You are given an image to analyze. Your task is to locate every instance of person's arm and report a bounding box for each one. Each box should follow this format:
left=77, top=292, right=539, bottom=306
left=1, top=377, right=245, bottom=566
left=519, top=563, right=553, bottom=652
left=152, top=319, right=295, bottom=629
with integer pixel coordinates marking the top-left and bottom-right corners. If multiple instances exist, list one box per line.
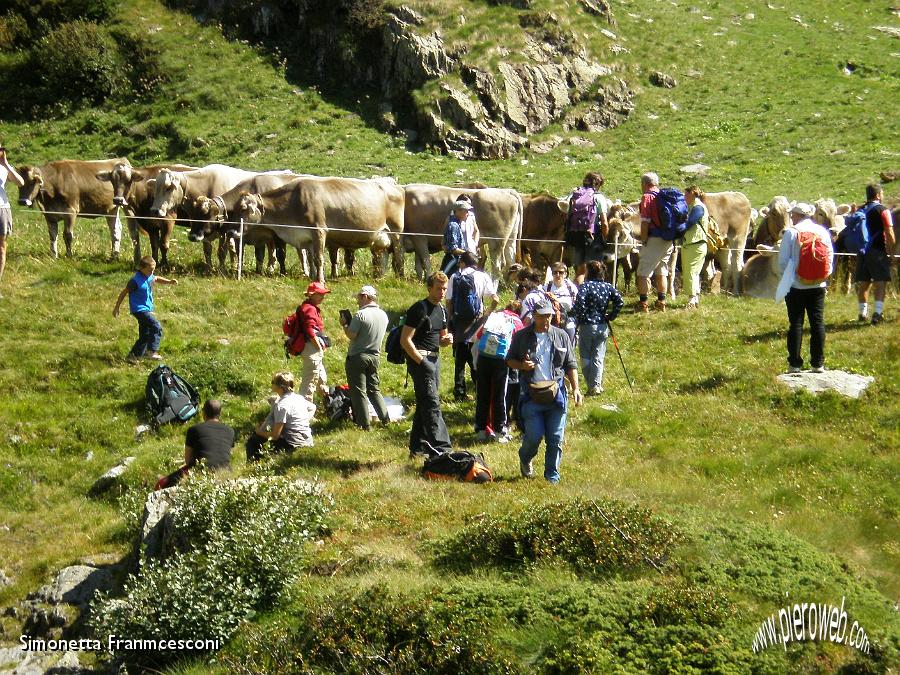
left=184, top=443, right=195, bottom=467
left=566, top=367, right=583, bottom=406
left=112, top=286, right=129, bottom=317
left=686, top=204, right=704, bottom=228
left=400, top=325, right=421, bottom=363
left=607, top=288, right=625, bottom=322
left=300, top=304, right=325, bottom=352
left=777, top=228, right=795, bottom=274
left=268, top=422, right=286, bottom=441
left=570, top=287, right=585, bottom=321
left=0, top=152, right=24, bottom=188
left=342, top=313, right=359, bottom=340
left=882, top=209, right=896, bottom=263
left=153, top=275, right=178, bottom=285
left=505, top=332, right=533, bottom=372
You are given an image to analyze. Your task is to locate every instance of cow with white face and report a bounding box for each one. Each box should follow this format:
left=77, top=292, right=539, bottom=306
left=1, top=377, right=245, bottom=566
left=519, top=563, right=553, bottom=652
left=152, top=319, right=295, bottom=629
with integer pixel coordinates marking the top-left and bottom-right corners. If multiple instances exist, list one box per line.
left=150, top=164, right=258, bottom=219
left=813, top=198, right=854, bottom=294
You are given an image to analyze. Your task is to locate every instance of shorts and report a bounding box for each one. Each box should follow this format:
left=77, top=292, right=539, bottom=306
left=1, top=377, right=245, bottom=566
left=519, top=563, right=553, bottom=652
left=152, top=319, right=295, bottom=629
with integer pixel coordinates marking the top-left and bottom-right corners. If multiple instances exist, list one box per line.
left=855, top=248, right=891, bottom=283
left=565, top=231, right=602, bottom=267
left=636, top=236, right=674, bottom=278
left=0, top=208, right=11, bottom=237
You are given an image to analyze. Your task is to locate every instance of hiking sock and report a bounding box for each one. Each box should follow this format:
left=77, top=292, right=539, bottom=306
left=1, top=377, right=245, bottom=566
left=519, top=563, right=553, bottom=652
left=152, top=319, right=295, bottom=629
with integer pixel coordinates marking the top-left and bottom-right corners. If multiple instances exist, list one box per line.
left=657, top=292, right=666, bottom=302
left=859, top=302, right=867, bottom=317
left=639, top=294, right=648, bottom=303
left=875, top=301, right=884, bottom=315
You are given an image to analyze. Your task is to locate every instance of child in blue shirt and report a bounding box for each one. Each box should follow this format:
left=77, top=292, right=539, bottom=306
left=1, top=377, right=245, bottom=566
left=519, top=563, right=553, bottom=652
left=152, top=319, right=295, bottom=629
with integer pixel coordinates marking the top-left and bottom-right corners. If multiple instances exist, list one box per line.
left=113, top=255, right=178, bottom=362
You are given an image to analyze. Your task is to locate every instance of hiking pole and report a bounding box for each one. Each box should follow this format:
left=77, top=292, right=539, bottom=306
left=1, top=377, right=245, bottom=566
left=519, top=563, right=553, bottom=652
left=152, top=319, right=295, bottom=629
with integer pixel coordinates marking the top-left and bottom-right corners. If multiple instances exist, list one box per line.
left=607, top=322, right=634, bottom=392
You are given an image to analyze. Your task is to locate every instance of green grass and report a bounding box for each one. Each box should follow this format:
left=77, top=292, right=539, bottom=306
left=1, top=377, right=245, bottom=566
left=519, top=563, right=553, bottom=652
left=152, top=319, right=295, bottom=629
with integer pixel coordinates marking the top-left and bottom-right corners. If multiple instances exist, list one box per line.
left=0, top=0, right=898, bottom=670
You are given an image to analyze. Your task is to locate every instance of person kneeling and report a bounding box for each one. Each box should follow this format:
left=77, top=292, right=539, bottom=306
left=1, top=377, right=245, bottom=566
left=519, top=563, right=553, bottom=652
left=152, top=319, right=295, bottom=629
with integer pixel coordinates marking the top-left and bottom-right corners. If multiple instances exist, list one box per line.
left=155, top=399, right=234, bottom=490
left=246, top=371, right=315, bottom=461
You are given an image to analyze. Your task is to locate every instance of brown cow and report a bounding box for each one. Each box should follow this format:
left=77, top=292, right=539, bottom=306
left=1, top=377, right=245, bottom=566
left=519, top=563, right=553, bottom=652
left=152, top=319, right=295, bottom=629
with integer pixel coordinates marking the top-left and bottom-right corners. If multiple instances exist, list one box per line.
left=95, top=161, right=197, bottom=268
left=520, top=192, right=567, bottom=268
left=17, top=159, right=127, bottom=258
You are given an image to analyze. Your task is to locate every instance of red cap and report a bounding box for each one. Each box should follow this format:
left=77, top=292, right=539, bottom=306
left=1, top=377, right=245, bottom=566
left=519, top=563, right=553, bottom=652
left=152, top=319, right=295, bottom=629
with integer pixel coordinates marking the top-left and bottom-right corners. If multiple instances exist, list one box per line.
left=306, top=282, right=331, bottom=295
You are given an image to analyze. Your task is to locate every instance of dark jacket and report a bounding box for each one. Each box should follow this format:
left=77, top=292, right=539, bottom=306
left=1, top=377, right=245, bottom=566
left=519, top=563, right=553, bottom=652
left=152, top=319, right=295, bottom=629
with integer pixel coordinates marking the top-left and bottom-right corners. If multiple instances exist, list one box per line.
left=506, top=324, right=577, bottom=387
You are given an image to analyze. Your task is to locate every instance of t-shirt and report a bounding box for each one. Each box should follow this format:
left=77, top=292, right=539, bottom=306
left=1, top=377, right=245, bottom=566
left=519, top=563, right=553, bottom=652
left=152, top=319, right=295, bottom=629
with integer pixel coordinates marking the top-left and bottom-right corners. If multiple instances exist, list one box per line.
left=639, top=188, right=661, bottom=230
left=347, top=303, right=389, bottom=357
left=545, top=279, right=578, bottom=313
left=184, top=420, right=235, bottom=470
left=864, top=202, right=892, bottom=252
left=126, top=272, right=154, bottom=314
left=405, top=299, right=446, bottom=352
left=0, top=166, right=10, bottom=209
left=265, top=392, right=316, bottom=448
left=533, top=332, right=554, bottom=381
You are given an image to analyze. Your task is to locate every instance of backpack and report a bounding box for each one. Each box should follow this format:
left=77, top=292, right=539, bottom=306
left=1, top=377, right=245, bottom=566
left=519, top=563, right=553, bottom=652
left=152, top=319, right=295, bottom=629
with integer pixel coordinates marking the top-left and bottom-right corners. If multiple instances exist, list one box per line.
left=145, top=365, right=200, bottom=428
left=282, top=307, right=304, bottom=356
left=655, top=188, right=689, bottom=240
left=384, top=321, right=406, bottom=364
left=477, top=312, right=517, bottom=359
left=452, top=272, right=481, bottom=326
left=795, top=227, right=833, bottom=284
left=325, top=385, right=353, bottom=422
left=841, top=204, right=876, bottom=255
left=422, top=450, right=494, bottom=483
left=567, top=187, right=597, bottom=234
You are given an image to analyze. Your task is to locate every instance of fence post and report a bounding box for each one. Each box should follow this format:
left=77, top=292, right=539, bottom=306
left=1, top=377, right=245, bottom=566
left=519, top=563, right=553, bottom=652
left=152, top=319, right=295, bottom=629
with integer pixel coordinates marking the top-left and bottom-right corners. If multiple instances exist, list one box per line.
left=237, top=218, right=244, bottom=281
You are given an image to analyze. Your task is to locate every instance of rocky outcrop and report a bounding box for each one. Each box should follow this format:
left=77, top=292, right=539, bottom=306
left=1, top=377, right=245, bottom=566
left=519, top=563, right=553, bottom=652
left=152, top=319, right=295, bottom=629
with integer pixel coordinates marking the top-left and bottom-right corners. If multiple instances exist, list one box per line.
left=776, top=371, right=874, bottom=399
left=139, top=487, right=178, bottom=562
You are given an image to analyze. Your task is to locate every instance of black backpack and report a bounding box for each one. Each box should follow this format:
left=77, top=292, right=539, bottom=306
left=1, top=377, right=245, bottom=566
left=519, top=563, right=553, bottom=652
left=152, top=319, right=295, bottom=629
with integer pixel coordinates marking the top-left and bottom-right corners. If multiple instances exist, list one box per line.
left=325, top=385, right=353, bottom=422
left=145, top=365, right=200, bottom=428
left=452, top=272, right=481, bottom=326
left=422, top=450, right=494, bottom=483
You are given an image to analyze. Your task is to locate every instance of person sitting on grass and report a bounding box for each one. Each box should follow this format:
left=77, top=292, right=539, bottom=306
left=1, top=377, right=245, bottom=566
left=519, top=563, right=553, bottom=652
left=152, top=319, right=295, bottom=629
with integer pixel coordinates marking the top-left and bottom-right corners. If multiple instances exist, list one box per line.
left=155, top=399, right=235, bottom=490
left=246, top=371, right=316, bottom=462
left=112, top=255, right=177, bottom=363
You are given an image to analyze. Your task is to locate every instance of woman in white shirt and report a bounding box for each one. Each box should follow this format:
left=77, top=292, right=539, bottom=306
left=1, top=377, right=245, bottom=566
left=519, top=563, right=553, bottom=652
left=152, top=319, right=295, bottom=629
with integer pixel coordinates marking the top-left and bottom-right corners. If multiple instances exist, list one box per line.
left=0, top=144, right=25, bottom=299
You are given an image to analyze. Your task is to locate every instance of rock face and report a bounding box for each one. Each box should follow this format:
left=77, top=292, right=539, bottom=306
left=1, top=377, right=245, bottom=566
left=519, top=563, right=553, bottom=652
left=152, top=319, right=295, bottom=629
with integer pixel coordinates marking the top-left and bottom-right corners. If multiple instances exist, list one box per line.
left=30, top=566, right=117, bottom=607
left=776, top=371, right=874, bottom=399
left=89, top=456, right=134, bottom=496
left=139, top=487, right=179, bottom=562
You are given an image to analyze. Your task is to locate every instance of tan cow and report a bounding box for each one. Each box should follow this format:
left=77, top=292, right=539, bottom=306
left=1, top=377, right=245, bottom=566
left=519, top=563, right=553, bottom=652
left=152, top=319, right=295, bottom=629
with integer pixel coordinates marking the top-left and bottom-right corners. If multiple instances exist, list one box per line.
left=234, top=176, right=404, bottom=282
left=95, top=161, right=197, bottom=268
left=520, top=192, right=567, bottom=268
left=813, top=198, right=853, bottom=294
left=753, top=196, right=791, bottom=249
left=17, top=158, right=127, bottom=258
left=700, top=191, right=754, bottom=295
left=402, top=183, right=522, bottom=279
left=741, top=247, right=782, bottom=300
left=149, top=164, right=260, bottom=219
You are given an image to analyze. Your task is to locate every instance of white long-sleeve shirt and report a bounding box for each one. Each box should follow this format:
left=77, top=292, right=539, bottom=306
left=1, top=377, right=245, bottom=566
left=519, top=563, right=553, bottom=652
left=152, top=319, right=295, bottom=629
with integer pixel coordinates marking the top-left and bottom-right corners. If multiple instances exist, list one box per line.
left=776, top=219, right=834, bottom=299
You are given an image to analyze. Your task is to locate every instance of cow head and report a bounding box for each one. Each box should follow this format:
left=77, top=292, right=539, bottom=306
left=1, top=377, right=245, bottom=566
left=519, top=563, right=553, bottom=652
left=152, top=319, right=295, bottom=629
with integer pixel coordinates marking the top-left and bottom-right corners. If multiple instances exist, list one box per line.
left=741, top=246, right=781, bottom=299
left=186, top=196, right=225, bottom=242
left=150, top=169, right=186, bottom=217
left=96, top=161, right=142, bottom=208
left=17, top=166, right=43, bottom=207
left=813, top=198, right=851, bottom=239
left=235, top=193, right=264, bottom=224
left=758, top=196, right=790, bottom=244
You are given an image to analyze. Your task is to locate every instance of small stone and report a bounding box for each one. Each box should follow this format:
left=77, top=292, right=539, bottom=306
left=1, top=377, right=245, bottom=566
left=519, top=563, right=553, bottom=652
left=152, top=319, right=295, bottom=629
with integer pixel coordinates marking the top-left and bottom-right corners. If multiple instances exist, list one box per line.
left=454, top=168, right=467, bottom=176
left=600, top=29, right=617, bottom=39
left=776, top=371, right=874, bottom=399
left=740, top=177, right=754, bottom=184
left=599, top=403, right=621, bottom=412
left=0, top=569, right=10, bottom=587
left=649, top=71, right=677, bottom=88
left=90, top=457, right=135, bottom=495
left=265, top=133, right=277, bottom=139
left=84, top=451, right=93, bottom=461
left=680, top=163, right=711, bottom=175
left=216, top=338, right=230, bottom=345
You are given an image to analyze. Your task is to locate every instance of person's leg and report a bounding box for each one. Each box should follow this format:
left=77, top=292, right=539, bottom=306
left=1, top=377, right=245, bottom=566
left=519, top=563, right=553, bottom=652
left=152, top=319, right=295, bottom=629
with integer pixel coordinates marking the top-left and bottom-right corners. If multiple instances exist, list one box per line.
left=518, top=400, right=544, bottom=475
left=408, top=361, right=424, bottom=455
left=146, top=312, right=163, bottom=355
left=364, top=354, right=390, bottom=424
left=129, top=312, right=151, bottom=358
left=491, top=362, right=510, bottom=435
left=595, top=324, right=609, bottom=389
left=245, top=432, right=267, bottom=462
left=543, top=404, right=568, bottom=483
left=0, top=234, right=7, bottom=292
left=682, top=244, right=705, bottom=303
left=784, top=289, right=805, bottom=369
left=453, top=337, right=468, bottom=399
left=578, top=324, right=599, bottom=391
left=807, top=288, right=826, bottom=368
left=474, top=355, right=492, bottom=432
left=345, top=354, right=370, bottom=430
left=410, top=358, right=452, bottom=454
left=299, top=341, right=322, bottom=399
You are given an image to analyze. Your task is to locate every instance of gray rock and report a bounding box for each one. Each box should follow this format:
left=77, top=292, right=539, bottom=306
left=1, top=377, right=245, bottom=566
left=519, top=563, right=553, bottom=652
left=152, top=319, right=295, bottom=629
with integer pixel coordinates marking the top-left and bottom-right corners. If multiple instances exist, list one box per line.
left=650, top=71, right=677, bottom=88
left=680, top=163, right=711, bottom=175
left=776, top=371, right=874, bottom=399
left=90, top=457, right=134, bottom=495
left=0, top=568, right=10, bottom=587
left=0, top=647, right=84, bottom=675
left=392, top=4, right=424, bottom=25
left=30, top=565, right=116, bottom=607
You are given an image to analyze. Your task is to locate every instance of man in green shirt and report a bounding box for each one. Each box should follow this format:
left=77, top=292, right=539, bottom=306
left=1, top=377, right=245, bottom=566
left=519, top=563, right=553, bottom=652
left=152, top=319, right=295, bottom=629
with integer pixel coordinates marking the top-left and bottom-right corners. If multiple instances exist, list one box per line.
left=340, top=285, right=391, bottom=429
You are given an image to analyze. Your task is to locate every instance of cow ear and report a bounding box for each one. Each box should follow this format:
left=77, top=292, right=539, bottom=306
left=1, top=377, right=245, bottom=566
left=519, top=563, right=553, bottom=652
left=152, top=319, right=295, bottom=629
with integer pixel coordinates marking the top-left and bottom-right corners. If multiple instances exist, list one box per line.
left=145, top=178, right=156, bottom=191
left=756, top=244, right=777, bottom=257
left=556, top=199, right=569, bottom=214
left=96, top=170, right=112, bottom=182
left=759, top=207, right=769, bottom=218
left=837, top=204, right=851, bottom=215
left=131, top=171, right=146, bottom=183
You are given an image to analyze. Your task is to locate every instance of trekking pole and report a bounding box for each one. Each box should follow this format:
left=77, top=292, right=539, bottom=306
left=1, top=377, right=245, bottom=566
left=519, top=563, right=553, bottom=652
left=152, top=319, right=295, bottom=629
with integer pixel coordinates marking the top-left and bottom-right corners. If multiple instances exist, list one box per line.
left=607, top=322, right=634, bottom=392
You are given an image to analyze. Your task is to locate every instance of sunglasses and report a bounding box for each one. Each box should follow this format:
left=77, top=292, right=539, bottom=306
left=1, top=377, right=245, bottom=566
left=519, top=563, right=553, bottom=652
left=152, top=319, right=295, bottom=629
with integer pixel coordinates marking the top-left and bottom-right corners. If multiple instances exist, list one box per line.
left=553, top=271, right=566, bottom=275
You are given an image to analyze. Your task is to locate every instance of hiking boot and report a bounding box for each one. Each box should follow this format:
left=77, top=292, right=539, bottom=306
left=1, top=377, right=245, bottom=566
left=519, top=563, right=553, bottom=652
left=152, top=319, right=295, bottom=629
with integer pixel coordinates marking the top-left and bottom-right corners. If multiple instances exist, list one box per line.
left=520, top=460, right=534, bottom=479
left=857, top=314, right=868, bottom=323
left=125, top=354, right=140, bottom=364
left=871, top=313, right=884, bottom=325
left=636, top=300, right=649, bottom=313
left=496, top=433, right=511, bottom=444
left=149, top=352, right=163, bottom=360
left=588, top=386, right=604, bottom=396
left=787, top=366, right=802, bottom=373
left=653, top=300, right=667, bottom=312
left=811, top=365, right=825, bottom=373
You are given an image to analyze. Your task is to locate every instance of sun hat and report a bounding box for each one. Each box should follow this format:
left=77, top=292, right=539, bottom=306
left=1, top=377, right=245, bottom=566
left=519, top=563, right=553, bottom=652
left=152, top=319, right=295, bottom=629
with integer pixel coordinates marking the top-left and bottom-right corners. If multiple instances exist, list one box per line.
left=306, top=282, right=331, bottom=295
left=359, top=285, right=377, bottom=298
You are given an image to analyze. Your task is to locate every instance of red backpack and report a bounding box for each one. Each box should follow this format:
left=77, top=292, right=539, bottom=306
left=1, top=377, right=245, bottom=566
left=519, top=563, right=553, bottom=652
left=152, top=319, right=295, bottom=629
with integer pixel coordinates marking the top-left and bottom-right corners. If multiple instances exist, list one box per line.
left=795, top=228, right=832, bottom=284
left=282, top=308, right=304, bottom=356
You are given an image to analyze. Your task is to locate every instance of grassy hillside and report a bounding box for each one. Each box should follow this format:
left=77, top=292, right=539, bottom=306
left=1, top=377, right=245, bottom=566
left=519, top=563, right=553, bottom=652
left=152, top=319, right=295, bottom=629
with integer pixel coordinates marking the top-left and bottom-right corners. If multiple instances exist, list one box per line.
left=0, top=0, right=898, bottom=672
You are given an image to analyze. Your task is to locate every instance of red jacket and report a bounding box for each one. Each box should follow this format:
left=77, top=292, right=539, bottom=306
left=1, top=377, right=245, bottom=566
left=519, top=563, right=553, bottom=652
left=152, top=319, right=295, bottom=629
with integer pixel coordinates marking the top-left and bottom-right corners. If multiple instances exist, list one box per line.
left=285, top=300, right=324, bottom=355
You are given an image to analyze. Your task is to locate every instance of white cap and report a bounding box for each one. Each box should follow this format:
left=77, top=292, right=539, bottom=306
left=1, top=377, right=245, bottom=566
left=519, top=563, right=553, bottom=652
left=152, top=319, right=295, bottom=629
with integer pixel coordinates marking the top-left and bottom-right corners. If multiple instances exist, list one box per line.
left=359, top=285, right=377, bottom=298
left=790, top=202, right=814, bottom=217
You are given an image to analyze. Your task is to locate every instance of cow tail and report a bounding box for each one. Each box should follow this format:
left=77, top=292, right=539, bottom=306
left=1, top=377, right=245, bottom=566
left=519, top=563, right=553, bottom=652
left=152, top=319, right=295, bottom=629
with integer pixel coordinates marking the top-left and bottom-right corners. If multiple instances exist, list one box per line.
left=513, top=190, right=524, bottom=265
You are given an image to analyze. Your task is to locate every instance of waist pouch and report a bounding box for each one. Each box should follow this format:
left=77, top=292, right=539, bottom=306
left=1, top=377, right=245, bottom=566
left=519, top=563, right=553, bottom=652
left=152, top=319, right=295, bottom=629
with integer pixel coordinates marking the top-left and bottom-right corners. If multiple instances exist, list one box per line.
left=528, top=380, right=559, bottom=405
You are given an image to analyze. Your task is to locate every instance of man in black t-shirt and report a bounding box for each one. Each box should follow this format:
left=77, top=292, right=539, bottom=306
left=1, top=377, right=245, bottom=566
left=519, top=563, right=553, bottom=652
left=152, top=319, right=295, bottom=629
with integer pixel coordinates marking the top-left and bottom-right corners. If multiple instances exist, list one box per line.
left=155, top=399, right=234, bottom=490
left=856, top=183, right=897, bottom=325
left=400, top=272, right=454, bottom=457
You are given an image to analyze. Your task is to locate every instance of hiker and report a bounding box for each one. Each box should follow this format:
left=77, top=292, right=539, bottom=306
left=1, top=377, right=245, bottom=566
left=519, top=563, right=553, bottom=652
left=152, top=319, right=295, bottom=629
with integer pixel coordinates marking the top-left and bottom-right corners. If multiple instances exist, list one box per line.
left=401, top=271, right=454, bottom=457
left=777, top=203, right=834, bottom=373
left=112, top=255, right=177, bottom=362
left=507, top=299, right=582, bottom=483
left=446, top=251, right=499, bottom=401
left=246, top=371, right=316, bottom=461
left=518, top=270, right=545, bottom=326
left=565, top=172, right=610, bottom=285
left=473, top=300, right=524, bottom=443
left=544, top=261, right=579, bottom=341
left=456, top=193, right=480, bottom=254
left=636, top=171, right=673, bottom=312
left=570, top=260, right=624, bottom=395
left=156, top=399, right=235, bottom=489
left=287, top=282, right=331, bottom=401
left=441, top=198, right=476, bottom=276
left=340, top=284, right=390, bottom=429
left=856, top=183, right=896, bottom=325
left=681, top=185, right=709, bottom=309
left=0, top=144, right=24, bottom=299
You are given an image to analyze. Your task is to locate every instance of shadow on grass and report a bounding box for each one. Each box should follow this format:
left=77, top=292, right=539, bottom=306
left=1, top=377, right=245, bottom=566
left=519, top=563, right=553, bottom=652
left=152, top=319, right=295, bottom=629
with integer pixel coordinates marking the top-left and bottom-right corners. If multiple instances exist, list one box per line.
left=272, top=448, right=387, bottom=477
left=740, top=321, right=870, bottom=344
left=678, top=373, right=734, bottom=394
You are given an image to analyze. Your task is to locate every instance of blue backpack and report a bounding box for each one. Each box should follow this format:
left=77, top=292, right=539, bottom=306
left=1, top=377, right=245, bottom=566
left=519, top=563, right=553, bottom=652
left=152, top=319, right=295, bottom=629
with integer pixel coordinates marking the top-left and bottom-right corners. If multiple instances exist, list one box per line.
left=452, top=272, right=481, bottom=326
left=841, top=204, right=876, bottom=255
left=655, top=188, right=689, bottom=240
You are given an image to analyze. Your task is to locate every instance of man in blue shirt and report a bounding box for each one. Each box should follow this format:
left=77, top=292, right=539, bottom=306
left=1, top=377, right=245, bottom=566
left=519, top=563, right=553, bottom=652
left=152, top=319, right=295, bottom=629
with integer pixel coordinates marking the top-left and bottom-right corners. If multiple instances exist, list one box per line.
left=113, top=255, right=178, bottom=362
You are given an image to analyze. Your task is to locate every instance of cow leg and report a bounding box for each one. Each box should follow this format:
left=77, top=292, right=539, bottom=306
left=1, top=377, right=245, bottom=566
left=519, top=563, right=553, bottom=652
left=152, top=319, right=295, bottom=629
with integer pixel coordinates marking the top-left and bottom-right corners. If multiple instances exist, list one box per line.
left=313, top=232, right=326, bottom=283
left=345, top=248, right=356, bottom=276
left=265, top=242, right=276, bottom=275
left=275, top=240, right=287, bottom=275
left=299, top=246, right=311, bottom=278
left=254, top=244, right=265, bottom=274
left=128, top=218, right=142, bottom=267
left=63, top=213, right=76, bottom=258
left=106, top=213, right=122, bottom=259
left=203, top=239, right=214, bottom=275
left=148, top=228, right=161, bottom=266
left=329, top=248, right=339, bottom=279
left=159, top=219, right=174, bottom=269
left=389, top=233, right=404, bottom=277
left=47, top=219, right=60, bottom=259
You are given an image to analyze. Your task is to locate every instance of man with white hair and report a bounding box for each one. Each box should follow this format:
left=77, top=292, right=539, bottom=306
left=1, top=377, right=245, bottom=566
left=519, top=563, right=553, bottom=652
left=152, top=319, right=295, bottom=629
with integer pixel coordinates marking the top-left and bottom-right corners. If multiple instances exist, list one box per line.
left=777, top=202, right=834, bottom=373
left=635, top=172, right=673, bottom=312
left=340, top=285, right=390, bottom=429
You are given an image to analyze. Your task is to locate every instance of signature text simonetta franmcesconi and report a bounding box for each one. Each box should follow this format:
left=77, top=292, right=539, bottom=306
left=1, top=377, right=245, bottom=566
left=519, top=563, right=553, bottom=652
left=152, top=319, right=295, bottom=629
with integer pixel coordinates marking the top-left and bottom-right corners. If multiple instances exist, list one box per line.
left=752, top=596, right=870, bottom=654
left=19, top=635, right=222, bottom=652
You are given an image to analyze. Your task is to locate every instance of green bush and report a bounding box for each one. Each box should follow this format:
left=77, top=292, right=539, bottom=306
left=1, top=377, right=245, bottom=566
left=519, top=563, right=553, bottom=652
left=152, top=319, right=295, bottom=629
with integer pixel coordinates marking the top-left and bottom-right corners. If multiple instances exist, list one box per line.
left=0, top=11, right=30, bottom=49
left=92, top=475, right=332, bottom=666
left=431, top=498, right=683, bottom=576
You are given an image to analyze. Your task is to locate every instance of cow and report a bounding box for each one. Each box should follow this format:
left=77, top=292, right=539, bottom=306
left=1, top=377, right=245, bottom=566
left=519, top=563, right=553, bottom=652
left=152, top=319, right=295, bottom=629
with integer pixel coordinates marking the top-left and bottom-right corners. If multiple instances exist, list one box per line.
left=149, top=164, right=260, bottom=219
left=95, top=161, right=197, bottom=268
left=603, top=206, right=642, bottom=292
left=17, top=158, right=128, bottom=258
left=402, top=183, right=522, bottom=279
left=699, top=191, right=754, bottom=295
left=234, top=176, right=404, bottom=283
left=520, top=192, right=567, bottom=268
left=813, top=198, right=853, bottom=294
left=741, top=247, right=781, bottom=300
left=752, top=196, right=791, bottom=249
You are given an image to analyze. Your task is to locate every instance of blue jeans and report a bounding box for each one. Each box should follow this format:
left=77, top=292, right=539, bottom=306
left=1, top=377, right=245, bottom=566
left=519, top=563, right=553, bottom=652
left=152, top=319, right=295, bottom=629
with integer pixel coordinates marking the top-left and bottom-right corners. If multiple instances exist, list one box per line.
left=130, top=311, right=162, bottom=357
left=578, top=322, right=608, bottom=390
left=518, top=399, right=567, bottom=483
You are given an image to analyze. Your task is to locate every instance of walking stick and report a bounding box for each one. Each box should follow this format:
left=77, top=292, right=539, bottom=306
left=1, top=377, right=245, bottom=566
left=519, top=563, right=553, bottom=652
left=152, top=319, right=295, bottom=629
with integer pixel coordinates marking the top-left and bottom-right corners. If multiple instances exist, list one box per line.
left=607, top=322, right=634, bottom=392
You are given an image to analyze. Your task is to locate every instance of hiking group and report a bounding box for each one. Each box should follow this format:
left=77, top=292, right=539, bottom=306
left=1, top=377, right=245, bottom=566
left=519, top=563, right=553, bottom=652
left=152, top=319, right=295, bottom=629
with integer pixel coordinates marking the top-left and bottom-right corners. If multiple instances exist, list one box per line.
left=102, top=173, right=893, bottom=486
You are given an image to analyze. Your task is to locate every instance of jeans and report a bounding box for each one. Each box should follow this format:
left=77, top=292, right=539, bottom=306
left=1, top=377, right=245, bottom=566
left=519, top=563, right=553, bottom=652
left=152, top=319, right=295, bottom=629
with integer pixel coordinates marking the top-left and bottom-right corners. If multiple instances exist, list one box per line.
left=475, top=355, right=509, bottom=434
left=578, top=322, right=608, bottom=390
left=452, top=327, right=475, bottom=398
left=441, top=252, right=460, bottom=276
left=518, top=399, right=567, bottom=483
left=345, top=352, right=389, bottom=430
left=785, top=287, right=826, bottom=369
left=245, top=434, right=294, bottom=462
left=408, top=356, right=452, bottom=456
left=130, top=311, right=162, bottom=357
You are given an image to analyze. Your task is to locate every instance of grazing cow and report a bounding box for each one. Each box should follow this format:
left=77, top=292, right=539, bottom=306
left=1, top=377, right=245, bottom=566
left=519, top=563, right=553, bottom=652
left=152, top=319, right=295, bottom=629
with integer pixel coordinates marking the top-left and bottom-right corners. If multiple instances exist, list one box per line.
left=95, top=161, right=197, bottom=268
left=234, top=176, right=404, bottom=283
left=520, top=192, right=567, bottom=268
left=402, top=183, right=522, bottom=279
left=700, top=191, right=753, bottom=295
left=17, top=159, right=127, bottom=258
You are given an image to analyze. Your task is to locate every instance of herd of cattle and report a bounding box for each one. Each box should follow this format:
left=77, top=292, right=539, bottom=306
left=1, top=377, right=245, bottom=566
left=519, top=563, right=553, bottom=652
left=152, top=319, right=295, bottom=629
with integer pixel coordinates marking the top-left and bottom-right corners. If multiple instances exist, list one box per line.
left=14, top=158, right=900, bottom=298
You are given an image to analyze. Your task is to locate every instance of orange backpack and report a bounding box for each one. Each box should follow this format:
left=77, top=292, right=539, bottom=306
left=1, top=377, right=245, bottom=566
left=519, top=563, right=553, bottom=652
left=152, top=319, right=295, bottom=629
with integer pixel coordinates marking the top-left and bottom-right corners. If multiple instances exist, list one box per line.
left=796, top=229, right=832, bottom=284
